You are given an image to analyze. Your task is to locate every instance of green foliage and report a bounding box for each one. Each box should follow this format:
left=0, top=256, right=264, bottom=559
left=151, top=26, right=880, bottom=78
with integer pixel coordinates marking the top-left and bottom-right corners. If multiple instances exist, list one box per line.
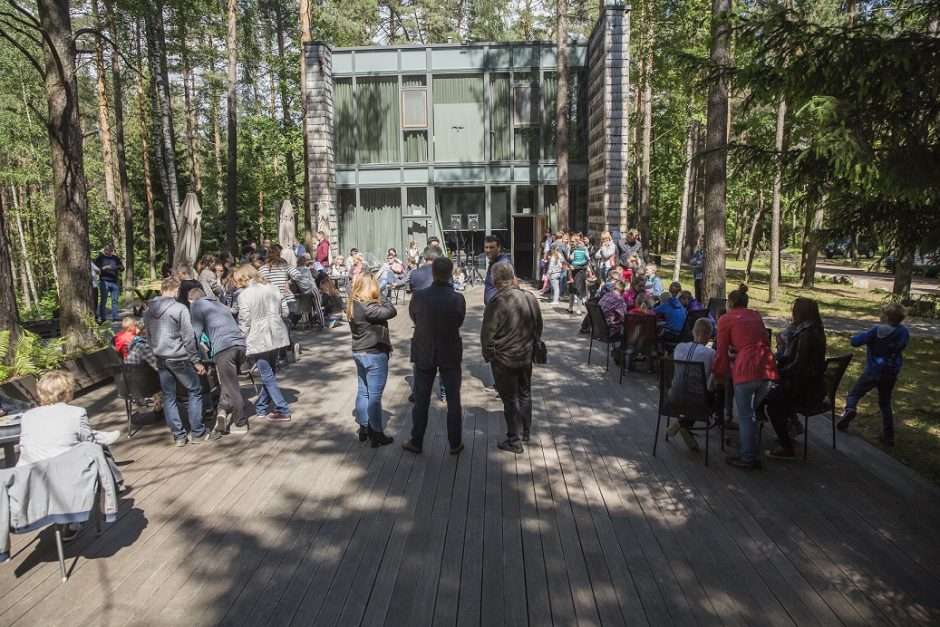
left=0, top=330, right=66, bottom=383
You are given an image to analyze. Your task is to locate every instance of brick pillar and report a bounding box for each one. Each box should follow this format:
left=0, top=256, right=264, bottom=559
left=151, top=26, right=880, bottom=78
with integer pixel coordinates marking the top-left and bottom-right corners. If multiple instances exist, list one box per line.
left=586, top=5, right=631, bottom=239
left=304, top=42, right=338, bottom=256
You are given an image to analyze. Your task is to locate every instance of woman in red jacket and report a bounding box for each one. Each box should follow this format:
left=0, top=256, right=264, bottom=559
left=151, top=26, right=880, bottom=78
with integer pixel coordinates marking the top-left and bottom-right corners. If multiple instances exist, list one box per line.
left=712, top=285, right=779, bottom=469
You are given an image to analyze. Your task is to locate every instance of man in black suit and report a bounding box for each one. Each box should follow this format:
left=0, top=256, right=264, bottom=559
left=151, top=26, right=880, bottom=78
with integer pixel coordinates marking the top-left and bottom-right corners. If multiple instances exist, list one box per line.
left=408, top=245, right=442, bottom=293
left=403, top=257, right=466, bottom=455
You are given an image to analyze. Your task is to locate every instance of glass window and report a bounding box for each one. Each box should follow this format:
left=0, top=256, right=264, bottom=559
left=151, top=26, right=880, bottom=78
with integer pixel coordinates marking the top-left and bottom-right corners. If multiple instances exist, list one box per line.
left=513, top=84, right=540, bottom=126
left=517, top=185, right=537, bottom=214
left=490, top=74, right=510, bottom=160
left=356, top=78, right=400, bottom=164
left=544, top=185, right=558, bottom=231
left=337, top=189, right=357, bottom=254
left=542, top=73, right=557, bottom=158
left=491, top=186, right=509, bottom=231
left=406, top=187, right=427, bottom=215
left=514, top=127, right=539, bottom=161
left=404, top=131, right=428, bottom=162
left=402, top=89, right=428, bottom=128
left=433, top=75, right=485, bottom=162
left=334, top=80, right=355, bottom=164
left=359, top=188, right=402, bottom=262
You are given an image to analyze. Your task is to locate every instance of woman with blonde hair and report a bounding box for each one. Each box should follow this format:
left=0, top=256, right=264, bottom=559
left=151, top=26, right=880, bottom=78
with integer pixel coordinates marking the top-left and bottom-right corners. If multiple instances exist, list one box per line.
left=233, top=264, right=292, bottom=425
left=348, top=272, right=397, bottom=447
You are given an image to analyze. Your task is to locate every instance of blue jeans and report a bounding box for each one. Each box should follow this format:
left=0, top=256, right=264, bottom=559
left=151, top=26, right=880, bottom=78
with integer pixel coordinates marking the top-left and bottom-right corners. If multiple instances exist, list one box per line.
left=378, top=271, right=403, bottom=298
left=550, top=276, right=560, bottom=302
left=158, top=358, right=206, bottom=440
left=846, top=368, right=897, bottom=441
left=734, top=379, right=772, bottom=463
left=98, top=280, right=120, bottom=321
left=353, top=352, right=389, bottom=431
left=254, top=351, right=290, bottom=416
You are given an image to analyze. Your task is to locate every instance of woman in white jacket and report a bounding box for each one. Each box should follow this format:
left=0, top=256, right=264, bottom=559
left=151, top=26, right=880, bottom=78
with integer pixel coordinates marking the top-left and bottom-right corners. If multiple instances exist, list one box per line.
left=594, top=231, right=617, bottom=279
left=233, top=265, right=292, bottom=424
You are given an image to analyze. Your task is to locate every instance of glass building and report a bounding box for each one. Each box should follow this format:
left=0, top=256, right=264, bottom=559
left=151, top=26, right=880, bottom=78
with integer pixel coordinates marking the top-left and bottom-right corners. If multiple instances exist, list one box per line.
left=305, top=6, right=631, bottom=268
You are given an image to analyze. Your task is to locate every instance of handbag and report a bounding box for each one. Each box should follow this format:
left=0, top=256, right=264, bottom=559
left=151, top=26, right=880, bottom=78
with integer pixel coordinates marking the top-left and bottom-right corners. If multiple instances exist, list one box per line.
left=524, top=295, right=548, bottom=364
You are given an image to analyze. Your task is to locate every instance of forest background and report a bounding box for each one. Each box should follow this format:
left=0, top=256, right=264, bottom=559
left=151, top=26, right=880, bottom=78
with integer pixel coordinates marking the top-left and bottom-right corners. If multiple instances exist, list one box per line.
left=0, top=0, right=937, bottom=349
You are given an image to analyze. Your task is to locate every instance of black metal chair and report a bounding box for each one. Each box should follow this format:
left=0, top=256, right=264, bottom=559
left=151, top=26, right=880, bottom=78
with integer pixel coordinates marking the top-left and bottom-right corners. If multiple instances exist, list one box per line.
left=707, top=297, right=727, bottom=321
left=654, top=357, right=720, bottom=465
left=585, top=300, right=615, bottom=371
left=758, top=354, right=853, bottom=460
left=619, top=313, right=660, bottom=382
left=794, top=354, right=853, bottom=458
left=108, top=363, right=161, bottom=438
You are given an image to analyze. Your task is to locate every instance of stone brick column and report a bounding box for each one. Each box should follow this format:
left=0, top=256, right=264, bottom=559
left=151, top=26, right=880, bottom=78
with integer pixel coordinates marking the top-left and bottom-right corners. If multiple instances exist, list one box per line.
left=304, top=42, right=338, bottom=256
left=586, top=5, right=631, bottom=238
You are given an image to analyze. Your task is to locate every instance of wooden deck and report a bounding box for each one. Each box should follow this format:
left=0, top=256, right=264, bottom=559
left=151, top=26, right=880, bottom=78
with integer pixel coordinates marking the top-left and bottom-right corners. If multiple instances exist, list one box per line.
left=2, top=286, right=940, bottom=626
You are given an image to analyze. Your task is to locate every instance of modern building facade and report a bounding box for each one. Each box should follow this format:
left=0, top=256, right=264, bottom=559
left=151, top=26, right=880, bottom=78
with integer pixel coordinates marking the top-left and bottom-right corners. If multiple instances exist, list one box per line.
left=304, top=4, right=631, bottom=265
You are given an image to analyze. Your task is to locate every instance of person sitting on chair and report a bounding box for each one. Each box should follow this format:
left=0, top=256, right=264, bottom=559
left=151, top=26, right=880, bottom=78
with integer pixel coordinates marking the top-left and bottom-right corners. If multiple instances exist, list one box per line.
left=653, top=282, right=688, bottom=345
left=599, top=280, right=628, bottom=338
left=666, top=318, right=718, bottom=451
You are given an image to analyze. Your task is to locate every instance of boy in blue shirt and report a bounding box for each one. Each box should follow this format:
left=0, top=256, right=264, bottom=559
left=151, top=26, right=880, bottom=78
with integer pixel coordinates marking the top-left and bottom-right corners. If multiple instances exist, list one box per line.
left=837, top=302, right=910, bottom=446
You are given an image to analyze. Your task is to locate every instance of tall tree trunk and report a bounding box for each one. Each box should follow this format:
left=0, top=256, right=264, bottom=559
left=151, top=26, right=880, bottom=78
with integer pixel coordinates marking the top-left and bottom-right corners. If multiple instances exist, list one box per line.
left=734, top=205, right=747, bottom=260
left=145, top=8, right=179, bottom=260
left=136, top=21, right=157, bottom=280
left=672, top=122, right=696, bottom=283
left=12, top=188, right=39, bottom=307
left=555, top=0, right=569, bottom=231
left=744, top=190, right=767, bottom=283
left=802, top=203, right=825, bottom=288
left=91, top=0, right=121, bottom=253
left=208, top=33, right=225, bottom=215
left=105, top=0, right=135, bottom=301
left=684, top=123, right=704, bottom=260
left=703, top=0, right=731, bottom=301
left=892, top=249, right=914, bottom=298
left=225, top=0, right=239, bottom=254
left=37, top=0, right=95, bottom=347
left=300, top=0, right=314, bottom=249
left=181, top=37, right=203, bottom=193
left=0, top=189, right=21, bottom=351
left=638, top=0, right=654, bottom=245
left=273, top=0, right=298, bottom=209
left=768, top=94, right=786, bottom=303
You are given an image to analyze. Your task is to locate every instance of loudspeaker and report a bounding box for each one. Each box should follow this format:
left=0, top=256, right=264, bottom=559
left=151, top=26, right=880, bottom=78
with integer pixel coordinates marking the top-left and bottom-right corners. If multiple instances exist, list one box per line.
left=450, top=214, right=463, bottom=230
left=467, top=214, right=479, bottom=230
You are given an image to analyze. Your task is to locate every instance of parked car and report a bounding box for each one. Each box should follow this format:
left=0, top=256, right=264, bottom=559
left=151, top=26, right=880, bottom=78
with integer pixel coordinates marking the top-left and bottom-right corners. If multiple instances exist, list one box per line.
left=825, top=238, right=877, bottom=259
left=883, top=251, right=940, bottom=277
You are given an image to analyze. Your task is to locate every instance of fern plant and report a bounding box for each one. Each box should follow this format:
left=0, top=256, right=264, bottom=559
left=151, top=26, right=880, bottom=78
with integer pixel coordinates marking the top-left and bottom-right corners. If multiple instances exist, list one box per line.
left=0, top=330, right=12, bottom=383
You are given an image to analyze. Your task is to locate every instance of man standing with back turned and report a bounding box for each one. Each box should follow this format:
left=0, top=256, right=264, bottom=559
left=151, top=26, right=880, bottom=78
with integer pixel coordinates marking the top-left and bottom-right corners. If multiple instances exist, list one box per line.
left=403, top=257, right=467, bottom=455
left=481, top=262, right=542, bottom=453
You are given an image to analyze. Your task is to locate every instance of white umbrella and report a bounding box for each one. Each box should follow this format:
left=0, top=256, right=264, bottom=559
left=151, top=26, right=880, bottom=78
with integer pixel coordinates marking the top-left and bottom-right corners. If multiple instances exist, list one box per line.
left=278, top=199, right=298, bottom=267
left=174, top=192, right=202, bottom=271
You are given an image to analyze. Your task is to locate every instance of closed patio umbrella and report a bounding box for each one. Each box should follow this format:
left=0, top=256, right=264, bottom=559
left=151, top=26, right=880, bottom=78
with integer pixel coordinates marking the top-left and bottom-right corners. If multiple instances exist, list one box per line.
left=174, top=192, right=202, bottom=271
left=278, top=199, right=298, bottom=267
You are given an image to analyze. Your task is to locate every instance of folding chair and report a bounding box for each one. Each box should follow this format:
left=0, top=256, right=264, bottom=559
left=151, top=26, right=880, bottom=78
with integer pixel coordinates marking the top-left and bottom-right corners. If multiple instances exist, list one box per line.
left=108, top=363, right=162, bottom=438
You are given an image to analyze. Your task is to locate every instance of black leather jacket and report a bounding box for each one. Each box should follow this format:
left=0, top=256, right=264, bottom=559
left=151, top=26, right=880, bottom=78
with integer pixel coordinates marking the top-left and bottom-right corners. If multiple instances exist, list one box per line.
left=350, top=300, right=397, bottom=354
left=481, top=288, right=543, bottom=368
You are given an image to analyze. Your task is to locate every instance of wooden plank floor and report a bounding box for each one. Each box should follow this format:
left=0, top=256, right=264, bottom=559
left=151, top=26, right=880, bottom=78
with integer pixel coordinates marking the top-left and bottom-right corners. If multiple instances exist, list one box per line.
left=2, top=285, right=940, bottom=626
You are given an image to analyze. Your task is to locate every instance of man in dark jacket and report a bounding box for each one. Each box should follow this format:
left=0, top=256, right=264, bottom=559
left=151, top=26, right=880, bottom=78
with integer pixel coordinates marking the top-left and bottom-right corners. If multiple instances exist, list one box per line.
left=481, top=262, right=543, bottom=453
left=94, top=243, right=125, bottom=322
left=189, top=288, right=248, bottom=434
left=408, top=245, right=443, bottom=293
left=143, top=278, right=219, bottom=446
left=403, top=257, right=467, bottom=455
left=617, top=228, right=644, bottom=266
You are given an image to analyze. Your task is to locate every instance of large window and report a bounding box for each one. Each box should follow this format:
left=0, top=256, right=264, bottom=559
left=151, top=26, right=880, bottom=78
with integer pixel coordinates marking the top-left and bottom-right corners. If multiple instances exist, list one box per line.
left=334, top=80, right=355, bottom=164
left=358, top=188, right=401, bottom=261
left=490, top=74, right=511, bottom=160
left=433, top=75, right=485, bottom=162
left=337, top=189, right=357, bottom=254
left=356, top=78, right=400, bottom=164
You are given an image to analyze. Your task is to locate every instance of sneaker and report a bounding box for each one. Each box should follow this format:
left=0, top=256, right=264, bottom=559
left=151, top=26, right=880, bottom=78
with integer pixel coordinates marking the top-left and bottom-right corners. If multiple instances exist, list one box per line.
left=95, top=430, right=121, bottom=446
left=765, top=446, right=796, bottom=460
left=174, top=436, right=188, bottom=447
left=267, top=413, right=291, bottom=422
left=229, top=420, right=249, bottom=434
left=678, top=427, right=699, bottom=451
left=328, top=319, right=340, bottom=329
left=666, top=421, right=683, bottom=437
left=215, top=409, right=230, bottom=434
left=497, top=440, right=524, bottom=454
left=836, top=408, right=856, bottom=431
left=190, top=430, right=222, bottom=443
left=402, top=439, right=423, bottom=454
left=61, top=523, right=81, bottom=543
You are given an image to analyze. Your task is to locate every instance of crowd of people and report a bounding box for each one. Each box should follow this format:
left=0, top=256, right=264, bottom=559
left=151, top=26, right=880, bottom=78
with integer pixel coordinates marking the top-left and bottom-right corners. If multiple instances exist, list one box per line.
left=25, top=224, right=909, bottom=492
